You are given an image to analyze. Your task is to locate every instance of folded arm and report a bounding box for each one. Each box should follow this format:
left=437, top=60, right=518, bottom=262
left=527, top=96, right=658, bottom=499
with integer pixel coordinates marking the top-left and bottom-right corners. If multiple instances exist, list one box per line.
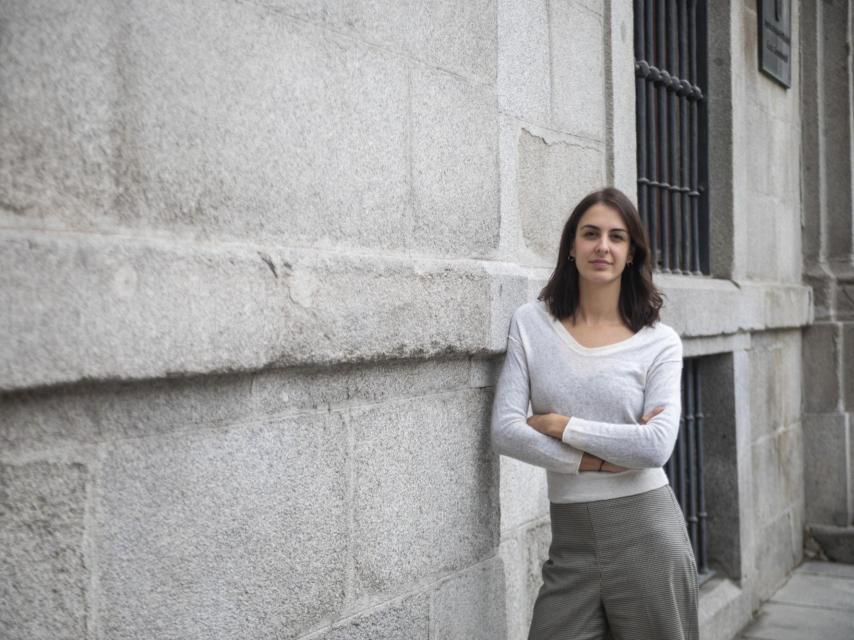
left=490, top=328, right=585, bottom=475
left=561, top=353, right=684, bottom=469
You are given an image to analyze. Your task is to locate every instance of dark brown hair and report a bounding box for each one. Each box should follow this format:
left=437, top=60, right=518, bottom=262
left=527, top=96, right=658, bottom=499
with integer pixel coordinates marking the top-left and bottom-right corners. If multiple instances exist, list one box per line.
left=538, top=186, right=665, bottom=332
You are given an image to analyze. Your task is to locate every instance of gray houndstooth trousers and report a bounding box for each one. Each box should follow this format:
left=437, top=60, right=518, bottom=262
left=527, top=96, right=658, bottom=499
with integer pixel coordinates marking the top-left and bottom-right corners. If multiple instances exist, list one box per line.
left=528, top=484, right=699, bottom=640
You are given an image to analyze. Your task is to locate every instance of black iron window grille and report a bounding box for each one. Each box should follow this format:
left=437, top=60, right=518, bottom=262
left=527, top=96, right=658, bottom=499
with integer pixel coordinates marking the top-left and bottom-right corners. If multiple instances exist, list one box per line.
left=634, top=0, right=709, bottom=275
left=665, top=357, right=715, bottom=584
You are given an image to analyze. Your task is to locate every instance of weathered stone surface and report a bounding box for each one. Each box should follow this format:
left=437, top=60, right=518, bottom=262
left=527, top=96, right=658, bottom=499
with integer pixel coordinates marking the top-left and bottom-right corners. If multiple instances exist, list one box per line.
left=523, top=520, right=552, bottom=609
left=496, top=535, right=529, bottom=640
left=808, top=525, right=854, bottom=564
left=311, top=594, right=430, bottom=640
left=732, top=0, right=803, bottom=283
left=748, top=330, right=802, bottom=439
left=844, top=323, right=854, bottom=406
left=817, top=2, right=853, bottom=263
left=410, top=66, right=500, bottom=257
left=752, top=509, right=801, bottom=603
left=431, top=558, right=506, bottom=640
left=751, top=424, right=803, bottom=527
left=497, top=0, right=550, bottom=124
left=0, top=234, right=505, bottom=392
left=803, top=412, right=851, bottom=526
left=697, top=579, right=753, bottom=640
left=0, top=0, right=116, bottom=228
left=1, top=1, right=412, bottom=251
left=351, top=390, right=498, bottom=598
left=654, top=275, right=812, bottom=336
left=0, top=356, right=474, bottom=454
left=323, top=0, right=497, bottom=82
left=605, top=0, right=638, bottom=195
left=550, top=1, right=606, bottom=140
left=0, top=375, right=255, bottom=454
left=113, top=0, right=411, bottom=250
left=96, top=414, right=348, bottom=639
left=517, top=128, right=605, bottom=259
left=0, top=461, right=88, bottom=640
left=253, top=359, right=474, bottom=413
left=488, top=525, right=547, bottom=640
left=497, top=455, right=550, bottom=536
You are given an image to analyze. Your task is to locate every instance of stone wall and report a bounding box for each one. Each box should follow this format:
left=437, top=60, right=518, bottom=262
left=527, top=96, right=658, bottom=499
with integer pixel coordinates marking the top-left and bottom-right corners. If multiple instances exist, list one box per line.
left=0, top=1, right=827, bottom=639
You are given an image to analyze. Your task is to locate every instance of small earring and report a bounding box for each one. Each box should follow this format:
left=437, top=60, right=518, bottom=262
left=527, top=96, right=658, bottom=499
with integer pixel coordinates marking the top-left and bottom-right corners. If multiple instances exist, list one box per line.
left=627, top=260, right=633, bottom=266
left=568, top=256, right=575, bottom=261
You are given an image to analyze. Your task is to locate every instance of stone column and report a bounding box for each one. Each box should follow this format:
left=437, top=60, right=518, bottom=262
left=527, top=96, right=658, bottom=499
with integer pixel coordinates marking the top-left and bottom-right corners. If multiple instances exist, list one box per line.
left=800, top=0, right=854, bottom=561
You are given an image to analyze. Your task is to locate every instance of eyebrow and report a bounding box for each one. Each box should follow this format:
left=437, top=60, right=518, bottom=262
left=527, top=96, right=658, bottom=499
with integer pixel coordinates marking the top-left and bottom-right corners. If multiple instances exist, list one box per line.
left=580, top=224, right=628, bottom=234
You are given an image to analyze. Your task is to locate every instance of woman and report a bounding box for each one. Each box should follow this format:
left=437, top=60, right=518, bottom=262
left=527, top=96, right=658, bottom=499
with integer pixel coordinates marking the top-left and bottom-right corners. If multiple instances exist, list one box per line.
left=490, top=186, right=699, bottom=640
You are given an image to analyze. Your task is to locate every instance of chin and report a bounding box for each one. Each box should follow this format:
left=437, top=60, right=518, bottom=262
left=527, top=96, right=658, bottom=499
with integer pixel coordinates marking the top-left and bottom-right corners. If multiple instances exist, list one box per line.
left=582, top=271, right=620, bottom=281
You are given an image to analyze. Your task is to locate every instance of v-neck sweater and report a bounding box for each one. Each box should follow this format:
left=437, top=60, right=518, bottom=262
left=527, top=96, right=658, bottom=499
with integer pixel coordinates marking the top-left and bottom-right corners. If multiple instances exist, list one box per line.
left=490, top=299, right=684, bottom=503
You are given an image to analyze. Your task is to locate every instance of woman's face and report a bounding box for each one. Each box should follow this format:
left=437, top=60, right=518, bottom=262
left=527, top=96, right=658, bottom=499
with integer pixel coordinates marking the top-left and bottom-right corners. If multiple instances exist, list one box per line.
left=569, top=203, right=634, bottom=282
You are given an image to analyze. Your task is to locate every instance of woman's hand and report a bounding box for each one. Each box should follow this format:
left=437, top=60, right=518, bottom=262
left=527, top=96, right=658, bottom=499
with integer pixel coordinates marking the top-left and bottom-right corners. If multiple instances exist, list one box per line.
left=580, top=452, right=627, bottom=472
left=641, top=407, right=665, bottom=424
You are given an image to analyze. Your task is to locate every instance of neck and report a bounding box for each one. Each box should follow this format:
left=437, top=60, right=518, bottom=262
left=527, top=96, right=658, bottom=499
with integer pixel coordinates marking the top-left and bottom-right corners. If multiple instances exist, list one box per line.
left=573, top=279, right=622, bottom=326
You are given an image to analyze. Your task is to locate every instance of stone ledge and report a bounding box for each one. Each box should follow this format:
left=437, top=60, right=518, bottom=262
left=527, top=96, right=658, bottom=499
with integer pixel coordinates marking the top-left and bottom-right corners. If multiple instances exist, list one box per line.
left=0, top=231, right=814, bottom=392
left=697, top=576, right=752, bottom=640
left=807, top=524, right=854, bottom=564
left=652, top=273, right=814, bottom=336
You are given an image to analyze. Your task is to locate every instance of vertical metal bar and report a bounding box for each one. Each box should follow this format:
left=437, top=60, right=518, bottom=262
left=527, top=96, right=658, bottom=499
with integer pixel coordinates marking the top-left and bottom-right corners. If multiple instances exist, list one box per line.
left=668, top=0, right=681, bottom=273
left=647, top=0, right=658, bottom=268
left=657, top=0, right=670, bottom=272
left=686, top=359, right=698, bottom=552
left=679, top=0, right=691, bottom=274
left=635, top=0, right=649, bottom=231
left=677, top=383, right=686, bottom=501
left=696, top=364, right=708, bottom=573
left=689, top=0, right=701, bottom=274
left=696, top=0, right=709, bottom=275
left=676, top=367, right=688, bottom=509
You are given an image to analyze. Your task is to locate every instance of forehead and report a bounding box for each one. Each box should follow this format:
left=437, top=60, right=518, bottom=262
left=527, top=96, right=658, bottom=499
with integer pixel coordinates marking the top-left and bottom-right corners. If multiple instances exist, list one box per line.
left=577, top=203, right=627, bottom=231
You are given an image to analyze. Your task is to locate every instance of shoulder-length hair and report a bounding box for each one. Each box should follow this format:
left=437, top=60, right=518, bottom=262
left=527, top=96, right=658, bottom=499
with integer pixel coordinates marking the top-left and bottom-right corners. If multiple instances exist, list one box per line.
left=538, top=186, right=665, bottom=332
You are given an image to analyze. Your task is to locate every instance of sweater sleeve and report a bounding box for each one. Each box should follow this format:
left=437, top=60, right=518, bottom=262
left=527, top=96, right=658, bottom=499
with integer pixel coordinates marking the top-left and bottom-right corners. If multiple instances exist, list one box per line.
left=561, top=336, right=684, bottom=469
left=490, top=316, right=585, bottom=474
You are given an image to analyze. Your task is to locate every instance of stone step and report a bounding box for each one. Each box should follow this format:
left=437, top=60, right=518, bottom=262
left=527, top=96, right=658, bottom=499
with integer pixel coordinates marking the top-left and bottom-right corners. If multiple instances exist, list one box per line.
left=806, top=524, right=854, bottom=564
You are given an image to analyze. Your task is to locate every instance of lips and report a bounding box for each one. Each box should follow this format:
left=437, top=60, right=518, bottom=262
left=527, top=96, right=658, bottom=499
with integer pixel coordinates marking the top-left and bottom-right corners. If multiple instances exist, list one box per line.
left=590, top=261, right=611, bottom=265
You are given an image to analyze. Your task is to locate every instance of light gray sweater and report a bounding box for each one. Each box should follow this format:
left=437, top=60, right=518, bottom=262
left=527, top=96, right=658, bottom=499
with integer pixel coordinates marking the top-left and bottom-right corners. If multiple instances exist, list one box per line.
left=490, top=299, right=684, bottom=503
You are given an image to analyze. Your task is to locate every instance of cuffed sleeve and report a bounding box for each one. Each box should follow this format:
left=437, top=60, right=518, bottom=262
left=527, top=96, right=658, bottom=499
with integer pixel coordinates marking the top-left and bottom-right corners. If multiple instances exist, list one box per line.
left=490, top=318, right=585, bottom=474
left=561, top=336, right=684, bottom=469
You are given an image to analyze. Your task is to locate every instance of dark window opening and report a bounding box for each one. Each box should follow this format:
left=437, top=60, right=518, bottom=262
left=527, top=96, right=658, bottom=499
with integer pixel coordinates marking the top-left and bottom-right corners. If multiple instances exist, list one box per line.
left=666, top=356, right=716, bottom=584
left=634, top=0, right=710, bottom=275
